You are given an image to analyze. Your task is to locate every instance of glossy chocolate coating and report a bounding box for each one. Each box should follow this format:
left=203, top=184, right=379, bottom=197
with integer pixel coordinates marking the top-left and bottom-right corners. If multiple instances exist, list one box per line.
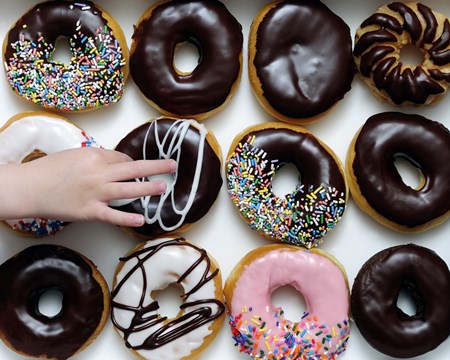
left=352, top=112, right=450, bottom=228
left=0, top=244, right=107, bottom=359
left=252, top=0, right=354, bottom=119
left=355, top=2, right=450, bottom=104
left=5, top=0, right=108, bottom=60
left=114, top=118, right=222, bottom=238
left=111, top=238, right=225, bottom=350
left=351, top=244, right=450, bottom=357
left=247, top=127, right=346, bottom=192
left=130, top=0, right=243, bottom=117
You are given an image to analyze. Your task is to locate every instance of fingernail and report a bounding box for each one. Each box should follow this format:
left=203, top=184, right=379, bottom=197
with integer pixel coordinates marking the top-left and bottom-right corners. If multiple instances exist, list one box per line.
left=133, top=215, right=145, bottom=227
left=158, top=181, right=167, bottom=193
left=169, top=160, right=177, bottom=172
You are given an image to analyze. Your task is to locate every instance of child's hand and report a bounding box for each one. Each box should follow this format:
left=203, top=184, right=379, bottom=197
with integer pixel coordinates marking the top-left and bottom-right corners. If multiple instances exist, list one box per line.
left=0, top=147, right=176, bottom=227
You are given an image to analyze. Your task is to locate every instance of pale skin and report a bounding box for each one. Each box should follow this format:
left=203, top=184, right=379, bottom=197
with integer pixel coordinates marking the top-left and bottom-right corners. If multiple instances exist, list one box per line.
left=0, top=147, right=177, bottom=227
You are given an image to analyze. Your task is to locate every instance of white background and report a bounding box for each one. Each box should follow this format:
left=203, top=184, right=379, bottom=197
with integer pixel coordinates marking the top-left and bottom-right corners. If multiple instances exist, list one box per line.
left=0, top=0, right=449, bottom=359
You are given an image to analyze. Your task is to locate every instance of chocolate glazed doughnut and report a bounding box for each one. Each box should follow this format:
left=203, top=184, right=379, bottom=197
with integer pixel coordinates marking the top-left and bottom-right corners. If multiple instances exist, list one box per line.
left=3, top=0, right=128, bottom=112
left=248, top=0, right=354, bottom=124
left=346, top=112, right=450, bottom=232
left=351, top=244, right=450, bottom=358
left=354, top=2, right=450, bottom=105
left=111, top=117, right=222, bottom=239
left=130, top=0, right=243, bottom=120
left=226, top=122, right=348, bottom=248
left=0, top=244, right=110, bottom=359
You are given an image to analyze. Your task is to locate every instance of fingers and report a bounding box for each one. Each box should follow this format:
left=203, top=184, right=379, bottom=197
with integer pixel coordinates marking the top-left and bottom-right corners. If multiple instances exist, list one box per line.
left=97, top=206, right=146, bottom=227
left=107, top=158, right=177, bottom=182
left=105, top=178, right=168, bottom=201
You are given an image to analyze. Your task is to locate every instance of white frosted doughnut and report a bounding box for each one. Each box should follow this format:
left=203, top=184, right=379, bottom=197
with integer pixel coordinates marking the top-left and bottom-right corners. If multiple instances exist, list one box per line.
left=111, top=237, right=225, bottom=360
left=0, top=112, right=98, bottom=236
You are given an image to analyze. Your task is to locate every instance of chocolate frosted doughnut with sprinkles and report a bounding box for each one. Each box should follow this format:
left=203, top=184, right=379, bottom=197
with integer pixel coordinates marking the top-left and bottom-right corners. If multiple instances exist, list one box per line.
left=354, top=2, right=450, bottom=105
left=111, top=237, right=225, bottom=360
left=3, top=0, right=129, bottom=112
left=226, top=122, right=348, bottom=249
left=0, top=111, right=99, bottom=237
left=111, top=117, right=222, bottom=239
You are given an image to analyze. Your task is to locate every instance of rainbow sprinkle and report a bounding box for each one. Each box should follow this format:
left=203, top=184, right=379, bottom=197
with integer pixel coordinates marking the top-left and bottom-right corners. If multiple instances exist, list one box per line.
left=228, top=308, right=350, bottom=360
left=4, top=12, right=125, bottom=111
left=226, top=136, right=346, bottom=248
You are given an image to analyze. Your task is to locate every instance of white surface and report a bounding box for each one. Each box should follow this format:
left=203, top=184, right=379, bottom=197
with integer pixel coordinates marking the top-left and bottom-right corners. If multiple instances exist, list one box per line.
left=0, top=0, right=449, bottom=359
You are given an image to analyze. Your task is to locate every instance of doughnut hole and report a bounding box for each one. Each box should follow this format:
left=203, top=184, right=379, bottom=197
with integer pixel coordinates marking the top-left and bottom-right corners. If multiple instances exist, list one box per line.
left=396, top=279, right=424, bottom=317
left=399, top=43, right=424, bottom=67
left=271, top=285, right=307, bottom=321
left=152, top=284, right=184, bottom=319
left=37, top=288, right=64, bottom=318
left=394, top=156, right=425, bottom=190
left=173, top=40, right=202, bottom=75
left=51, top=36, right=73, bottom=65
left=22, top=149, right=47, bottom=163
left=271, top=163, right=301, bottom=198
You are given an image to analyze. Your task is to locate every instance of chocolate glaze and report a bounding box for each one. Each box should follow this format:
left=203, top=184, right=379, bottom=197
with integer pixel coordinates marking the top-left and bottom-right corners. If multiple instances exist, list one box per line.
left=355, top=2, right=450, bottom=104
left=246, top=127, right=346, bottom=193
left=113, top=118, right=222, bottom=238
left=252, top=0, right=354, bottom=119
left=351, top=244, right=450, bottom=358
left=5, top=0, right=107, bottom=59
left=111, top=238, right=225, bottom=350
left=130, top=0, right=243, bottom=117
left=352, top=112, right=450, bottom=228
left=0, top=244, right=107, bottom=360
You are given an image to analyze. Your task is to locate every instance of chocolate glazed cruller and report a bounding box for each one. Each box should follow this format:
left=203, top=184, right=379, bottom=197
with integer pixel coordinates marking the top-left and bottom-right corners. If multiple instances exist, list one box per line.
left=111, top=237, right=225, bottom=360
left=354, top=2, right=450, bottom=105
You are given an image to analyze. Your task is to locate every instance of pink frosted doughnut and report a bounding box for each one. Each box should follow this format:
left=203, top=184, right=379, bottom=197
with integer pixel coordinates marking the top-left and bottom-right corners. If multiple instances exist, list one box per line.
left=224, top=244, right=350, bottom=359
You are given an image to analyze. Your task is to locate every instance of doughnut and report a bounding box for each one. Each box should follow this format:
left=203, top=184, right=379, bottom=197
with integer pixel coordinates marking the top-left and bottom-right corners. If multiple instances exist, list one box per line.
left=346, top=112, right=450, bottom=232
left=0, top=111, right=99, bottom=237
left=225, top=122, right=348, bottom=248
left=111, top=237, right=225, bottom=360
left=224, top=244, right=350, bottom=359
left=130, top=0, right=243, bottom=120
left=354, top=2, right=450, bottom=105
left=0, top=244, right=110, bottom=359
left=3, top=0, right=129, bottom=112
left=248, top=0, right=354, bottom=124
left=352, top=244, right=450, bottom=357
left=110, top=117, right=222, bottom=239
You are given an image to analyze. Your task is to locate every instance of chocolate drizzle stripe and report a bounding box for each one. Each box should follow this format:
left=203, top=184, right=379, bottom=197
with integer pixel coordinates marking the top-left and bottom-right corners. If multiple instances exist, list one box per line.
left=354, top=29, right=397, bottom=57
left=111, top=238, right=225, bottom=351
left=388, top=2, right=422, bottom=44
left=418, top=3, right=437, bottom=45
left=360, top=13, right=402, bottom=34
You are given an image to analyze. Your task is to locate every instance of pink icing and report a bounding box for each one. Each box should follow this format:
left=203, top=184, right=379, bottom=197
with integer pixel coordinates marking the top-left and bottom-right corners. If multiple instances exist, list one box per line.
left=228, top=248, right=350, bottom=359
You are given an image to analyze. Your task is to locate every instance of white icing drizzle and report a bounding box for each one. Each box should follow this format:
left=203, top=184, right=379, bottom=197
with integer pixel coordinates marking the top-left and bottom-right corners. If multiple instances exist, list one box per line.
left=111, top=119, right=207, bottom=232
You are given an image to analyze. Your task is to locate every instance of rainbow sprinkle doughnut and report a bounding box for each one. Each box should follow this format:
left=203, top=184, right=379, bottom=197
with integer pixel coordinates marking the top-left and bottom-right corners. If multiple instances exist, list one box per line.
left=226, top=123, right=348, bottom=248
left=224, top=244, right=350, bottom=359
left=3, top=0, right=128, bottom=112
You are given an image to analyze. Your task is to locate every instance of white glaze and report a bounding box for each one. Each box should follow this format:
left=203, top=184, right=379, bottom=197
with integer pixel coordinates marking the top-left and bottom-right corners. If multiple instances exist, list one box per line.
left=111, top=237, right=223, bottom=360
